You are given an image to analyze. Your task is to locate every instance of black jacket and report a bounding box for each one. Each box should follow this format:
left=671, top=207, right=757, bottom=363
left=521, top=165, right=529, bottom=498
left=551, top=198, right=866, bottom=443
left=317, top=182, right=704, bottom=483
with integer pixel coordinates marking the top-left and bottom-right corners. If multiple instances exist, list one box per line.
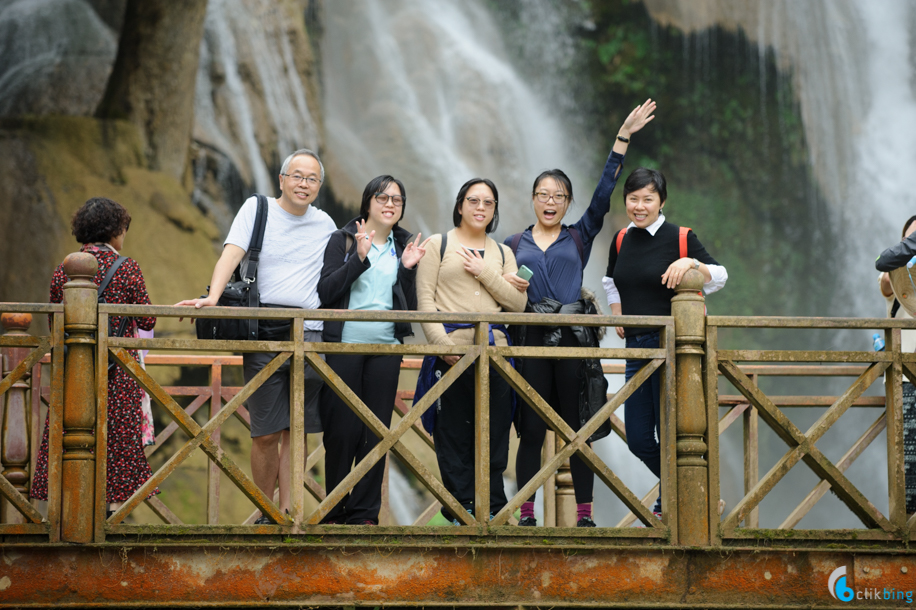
left=877, top=233, right=916, bottom=271
left=318, top=217, right=417, bottom=343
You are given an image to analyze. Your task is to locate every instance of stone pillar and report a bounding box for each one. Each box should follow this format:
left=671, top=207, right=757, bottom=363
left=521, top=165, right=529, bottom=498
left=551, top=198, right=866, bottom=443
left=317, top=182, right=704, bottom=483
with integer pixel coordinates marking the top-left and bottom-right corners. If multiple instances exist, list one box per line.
left=0, top=313, right=33, bottom=524
left=672, top=269, right=709, bottom=546
left=60, top=253, right=98, bottom=543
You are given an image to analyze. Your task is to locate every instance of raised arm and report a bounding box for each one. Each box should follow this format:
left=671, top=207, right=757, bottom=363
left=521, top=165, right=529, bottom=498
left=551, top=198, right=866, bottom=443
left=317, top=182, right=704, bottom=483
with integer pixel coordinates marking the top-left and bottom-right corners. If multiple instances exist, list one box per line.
left=575, top=99, right=657, bottom=247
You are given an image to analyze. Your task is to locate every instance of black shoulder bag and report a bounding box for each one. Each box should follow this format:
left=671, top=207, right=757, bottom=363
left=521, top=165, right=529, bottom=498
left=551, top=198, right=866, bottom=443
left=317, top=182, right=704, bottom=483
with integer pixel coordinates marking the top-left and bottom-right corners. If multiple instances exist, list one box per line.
left=195, top=194, right=268, bottom=341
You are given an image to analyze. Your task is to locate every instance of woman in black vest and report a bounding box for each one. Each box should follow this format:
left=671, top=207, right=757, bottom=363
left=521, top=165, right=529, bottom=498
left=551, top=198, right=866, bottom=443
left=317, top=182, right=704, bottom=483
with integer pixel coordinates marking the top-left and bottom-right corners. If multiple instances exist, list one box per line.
left=317, top=175, right=429, bottom=525
left=603, top=168, right=727, bottom=520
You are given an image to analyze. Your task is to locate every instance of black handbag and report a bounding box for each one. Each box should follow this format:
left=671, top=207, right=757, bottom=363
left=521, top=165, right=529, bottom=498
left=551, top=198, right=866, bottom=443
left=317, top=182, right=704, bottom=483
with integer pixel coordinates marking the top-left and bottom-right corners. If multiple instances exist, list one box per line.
left=195, top=194, right=268, bottom=341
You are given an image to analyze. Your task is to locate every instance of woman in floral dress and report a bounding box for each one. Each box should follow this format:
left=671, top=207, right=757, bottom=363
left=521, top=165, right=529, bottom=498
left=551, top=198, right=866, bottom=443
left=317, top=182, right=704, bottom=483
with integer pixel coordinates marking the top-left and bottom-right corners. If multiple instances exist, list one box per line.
left=31, top=197, right=157, bottom=514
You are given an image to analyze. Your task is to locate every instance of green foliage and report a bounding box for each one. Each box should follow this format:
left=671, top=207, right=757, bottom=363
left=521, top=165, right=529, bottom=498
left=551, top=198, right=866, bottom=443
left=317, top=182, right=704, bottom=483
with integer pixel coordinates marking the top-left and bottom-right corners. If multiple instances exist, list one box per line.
left=576, top=2, right=840, bottom=324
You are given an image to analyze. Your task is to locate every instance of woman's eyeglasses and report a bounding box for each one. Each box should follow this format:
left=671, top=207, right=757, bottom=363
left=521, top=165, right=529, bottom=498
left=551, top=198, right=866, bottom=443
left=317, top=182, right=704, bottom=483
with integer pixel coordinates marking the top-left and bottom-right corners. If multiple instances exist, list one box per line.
left=534, top=191, right=567, bottom=204
left=374, top=193, right=404, bottom=206
left=465, top=196, right=496, bottom=208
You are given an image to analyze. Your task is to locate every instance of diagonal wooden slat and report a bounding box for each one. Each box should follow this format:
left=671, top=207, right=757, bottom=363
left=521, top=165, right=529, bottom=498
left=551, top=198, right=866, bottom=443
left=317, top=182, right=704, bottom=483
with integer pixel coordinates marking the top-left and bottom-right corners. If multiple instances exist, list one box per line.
left=0, top=472, right=44, bottom=523
left=0, top=338, right=50, bottom=398
left=780, top=412, right=887, bottom=529
left=109, top=348, right=291, bottom=526
left=489, top=353, right=663, bottom=528
left=144, top=394, right=210, bottom=457
left=145, top=496, right=184, bottom=525
left=619, top=400, right=750, bottom=528
left=303, top=350, right=476, bottom=526
left=801, top=362, right=888, bottom=445
left=304, top=475, right=326, bottom=503
left=718, top=360, right=890, bottom=532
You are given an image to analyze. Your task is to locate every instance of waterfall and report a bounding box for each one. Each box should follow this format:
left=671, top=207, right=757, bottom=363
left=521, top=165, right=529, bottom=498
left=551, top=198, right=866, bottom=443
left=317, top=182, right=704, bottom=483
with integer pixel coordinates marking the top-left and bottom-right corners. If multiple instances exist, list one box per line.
left=193, top=0, right=320, bottom=200
left=320, top=0, right=579, bottom=237
left=645, top=0, right=916, bottom=316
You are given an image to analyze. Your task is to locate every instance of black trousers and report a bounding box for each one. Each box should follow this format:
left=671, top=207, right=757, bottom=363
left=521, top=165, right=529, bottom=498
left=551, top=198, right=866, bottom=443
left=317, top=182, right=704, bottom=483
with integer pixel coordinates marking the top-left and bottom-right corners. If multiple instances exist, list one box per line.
left=515, top=325, right=594, bottom=504
left=319, top=353, right=402, bottom=524
left=433, top=357, right=513, bottom=519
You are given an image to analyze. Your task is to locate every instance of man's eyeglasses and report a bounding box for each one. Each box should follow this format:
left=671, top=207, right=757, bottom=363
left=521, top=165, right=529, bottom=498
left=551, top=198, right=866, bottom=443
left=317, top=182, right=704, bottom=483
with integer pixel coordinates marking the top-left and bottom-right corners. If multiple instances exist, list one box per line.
left=282, top=173, right=321, bottom=187
left=466, top=196, right=496, bottom=208
left=374, top=192, right=404, bottom=206
left=534, top=191, right=568, bottom=204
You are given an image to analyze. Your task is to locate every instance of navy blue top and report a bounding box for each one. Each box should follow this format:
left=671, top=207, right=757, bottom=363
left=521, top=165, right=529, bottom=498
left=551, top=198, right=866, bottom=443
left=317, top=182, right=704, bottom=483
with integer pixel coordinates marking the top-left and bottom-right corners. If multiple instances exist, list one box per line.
left=506, top=150, right=625, bottom=305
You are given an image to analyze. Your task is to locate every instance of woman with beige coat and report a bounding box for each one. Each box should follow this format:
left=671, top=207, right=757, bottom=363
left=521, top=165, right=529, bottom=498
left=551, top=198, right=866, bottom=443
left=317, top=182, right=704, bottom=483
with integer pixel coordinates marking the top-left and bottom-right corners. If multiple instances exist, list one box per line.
left=415, top=178, right=527, bottom=524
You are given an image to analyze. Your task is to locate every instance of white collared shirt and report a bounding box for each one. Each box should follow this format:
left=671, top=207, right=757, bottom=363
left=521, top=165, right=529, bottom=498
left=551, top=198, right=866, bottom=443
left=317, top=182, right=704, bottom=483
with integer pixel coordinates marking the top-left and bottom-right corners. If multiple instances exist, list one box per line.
left=603, top=215, right=728, bottom=305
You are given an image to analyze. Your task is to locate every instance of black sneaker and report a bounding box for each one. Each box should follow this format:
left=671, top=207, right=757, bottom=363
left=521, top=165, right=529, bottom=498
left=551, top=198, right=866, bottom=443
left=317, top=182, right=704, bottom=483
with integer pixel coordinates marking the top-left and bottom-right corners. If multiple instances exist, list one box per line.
left=254, top=514, right=275, bottom=525
left=576, top=516, right=596, bottom=528
left=518, top=516, right=537, bottom=527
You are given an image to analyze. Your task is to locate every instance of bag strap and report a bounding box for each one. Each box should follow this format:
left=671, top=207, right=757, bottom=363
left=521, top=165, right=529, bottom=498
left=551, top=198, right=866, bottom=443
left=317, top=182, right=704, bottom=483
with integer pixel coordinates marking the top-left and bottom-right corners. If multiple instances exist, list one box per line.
left=509, top=232, right=523, bottom=255
left=242, top=194, right=269, bottom=284
left=567, top=226, right=585, bottom=264
left=97, top=256, right=127, bottom=301
left=97, top=256, right=132, bottom=338
left=679, top=226, right=691, bottom=259
left=615, top=228, right=627, bottom=253
left=615, top=226, right=691, bottom=259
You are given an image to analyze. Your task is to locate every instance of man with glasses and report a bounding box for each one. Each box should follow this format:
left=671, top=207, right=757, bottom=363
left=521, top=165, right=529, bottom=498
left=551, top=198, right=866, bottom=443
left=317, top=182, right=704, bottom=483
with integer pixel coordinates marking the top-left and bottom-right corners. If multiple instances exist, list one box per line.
left=178, top=148, right=336, bottom=524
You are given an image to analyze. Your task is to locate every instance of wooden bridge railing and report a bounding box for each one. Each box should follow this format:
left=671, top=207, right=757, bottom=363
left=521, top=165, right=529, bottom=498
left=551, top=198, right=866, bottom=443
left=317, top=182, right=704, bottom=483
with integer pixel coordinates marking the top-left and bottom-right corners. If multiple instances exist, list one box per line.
left=0, top=253, right=914, bottom=546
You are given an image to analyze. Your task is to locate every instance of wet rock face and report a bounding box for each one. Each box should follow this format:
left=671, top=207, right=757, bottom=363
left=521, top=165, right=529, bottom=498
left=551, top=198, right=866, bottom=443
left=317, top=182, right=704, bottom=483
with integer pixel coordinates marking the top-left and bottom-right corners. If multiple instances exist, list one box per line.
left=0, top=0, right=118, bottom=117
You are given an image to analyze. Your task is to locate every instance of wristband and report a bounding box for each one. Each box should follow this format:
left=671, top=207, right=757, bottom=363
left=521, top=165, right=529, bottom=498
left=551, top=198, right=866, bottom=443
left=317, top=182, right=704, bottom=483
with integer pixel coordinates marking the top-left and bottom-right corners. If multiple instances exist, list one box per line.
left=616, top=134, right=630, bottom=143
left=693, top=258, right=700, bottom=269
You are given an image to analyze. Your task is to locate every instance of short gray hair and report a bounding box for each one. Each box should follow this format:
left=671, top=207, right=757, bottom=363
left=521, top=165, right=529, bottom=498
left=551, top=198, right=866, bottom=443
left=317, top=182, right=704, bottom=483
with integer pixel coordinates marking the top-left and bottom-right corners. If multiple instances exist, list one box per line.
left=280, top=148, right=325, bottom=183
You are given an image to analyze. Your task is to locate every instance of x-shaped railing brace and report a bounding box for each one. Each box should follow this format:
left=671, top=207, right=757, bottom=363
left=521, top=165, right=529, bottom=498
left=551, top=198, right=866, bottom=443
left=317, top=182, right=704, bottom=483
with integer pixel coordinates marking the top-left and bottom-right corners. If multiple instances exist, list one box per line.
left=110, top=347, right=290, bottom=526
left=488, top=352, right=665, bottom=528
left=0, top=337, right=50, bottom=524
left=304, top=349, right=478, bottom=526
left=719, top=360, right=893, bottom=532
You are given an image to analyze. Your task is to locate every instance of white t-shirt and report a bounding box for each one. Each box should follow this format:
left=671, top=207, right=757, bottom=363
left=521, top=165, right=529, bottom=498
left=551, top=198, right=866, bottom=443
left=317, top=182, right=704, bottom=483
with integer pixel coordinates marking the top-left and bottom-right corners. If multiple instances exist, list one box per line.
left=225, top=196, right=336, bottom=331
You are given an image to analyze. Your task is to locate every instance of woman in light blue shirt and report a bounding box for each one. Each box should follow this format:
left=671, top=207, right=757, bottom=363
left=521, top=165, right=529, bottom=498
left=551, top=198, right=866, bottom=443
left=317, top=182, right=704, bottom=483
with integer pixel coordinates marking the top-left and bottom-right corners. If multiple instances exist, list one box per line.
left=317, top=175, right=430, bottom=525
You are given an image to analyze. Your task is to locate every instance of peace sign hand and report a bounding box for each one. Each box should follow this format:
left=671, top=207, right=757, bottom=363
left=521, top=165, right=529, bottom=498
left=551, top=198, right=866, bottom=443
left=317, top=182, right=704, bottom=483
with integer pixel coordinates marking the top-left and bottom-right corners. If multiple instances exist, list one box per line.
left=456, top=246, right=486, bottom=277
left=354, top=219, right=375, bottom=262
left=401, top=233, right=432, bottom=269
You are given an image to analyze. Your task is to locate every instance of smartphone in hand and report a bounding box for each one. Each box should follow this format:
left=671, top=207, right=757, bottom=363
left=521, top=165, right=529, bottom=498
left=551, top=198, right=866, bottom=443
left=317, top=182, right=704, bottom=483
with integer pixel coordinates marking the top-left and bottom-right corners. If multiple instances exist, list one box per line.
left=517, top=265, right=534, bottom=281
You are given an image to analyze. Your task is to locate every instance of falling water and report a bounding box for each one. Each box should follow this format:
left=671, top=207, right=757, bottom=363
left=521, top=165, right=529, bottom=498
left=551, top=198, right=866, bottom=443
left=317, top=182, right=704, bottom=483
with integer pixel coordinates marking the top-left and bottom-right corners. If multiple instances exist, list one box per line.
left=320, top=0, right=579, bottom=237
left=193, top=0, right=320, bottom=197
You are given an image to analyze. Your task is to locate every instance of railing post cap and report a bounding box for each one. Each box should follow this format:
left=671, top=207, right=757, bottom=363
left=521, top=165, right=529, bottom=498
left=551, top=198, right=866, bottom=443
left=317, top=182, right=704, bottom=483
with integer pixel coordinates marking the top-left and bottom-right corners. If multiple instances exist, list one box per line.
left=1, top=312, right=32, bottom=333
left=676, top=269, right=705, bottom=293
left=62, top=252, right=98, bottom=281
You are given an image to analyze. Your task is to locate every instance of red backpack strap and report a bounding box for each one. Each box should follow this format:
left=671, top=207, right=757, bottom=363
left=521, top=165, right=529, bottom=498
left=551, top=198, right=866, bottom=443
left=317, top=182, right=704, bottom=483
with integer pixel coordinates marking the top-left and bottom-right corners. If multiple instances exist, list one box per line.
left=615, top=228, right=627, bottom=253
left=679, top=227, right=691, bottom=259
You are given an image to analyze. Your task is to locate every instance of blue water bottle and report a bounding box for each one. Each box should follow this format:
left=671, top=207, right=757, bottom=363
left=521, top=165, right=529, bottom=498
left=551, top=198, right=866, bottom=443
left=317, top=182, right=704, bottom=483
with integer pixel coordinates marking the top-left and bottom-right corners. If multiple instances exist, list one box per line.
left=873, top=333, right=885, bottom=352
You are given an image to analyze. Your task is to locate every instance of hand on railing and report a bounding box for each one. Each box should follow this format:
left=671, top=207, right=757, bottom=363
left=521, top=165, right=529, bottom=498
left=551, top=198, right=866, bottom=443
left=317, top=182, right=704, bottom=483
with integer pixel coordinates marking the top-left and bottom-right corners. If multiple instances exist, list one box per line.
left=174, top=295, right=218, bottom=322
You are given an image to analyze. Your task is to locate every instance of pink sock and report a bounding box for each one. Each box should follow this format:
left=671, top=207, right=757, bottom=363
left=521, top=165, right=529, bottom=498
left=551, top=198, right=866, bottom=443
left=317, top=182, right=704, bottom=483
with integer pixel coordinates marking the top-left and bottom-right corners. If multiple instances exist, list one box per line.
left=520, top=502, right=535, bottom=520
left=577, top=503, right=592, bottom=521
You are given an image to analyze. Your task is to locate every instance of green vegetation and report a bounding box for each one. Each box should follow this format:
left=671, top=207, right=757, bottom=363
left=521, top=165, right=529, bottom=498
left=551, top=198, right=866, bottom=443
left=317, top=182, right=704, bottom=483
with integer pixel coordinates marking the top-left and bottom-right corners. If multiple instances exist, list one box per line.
left=490, top=0, right=842, bottom=346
